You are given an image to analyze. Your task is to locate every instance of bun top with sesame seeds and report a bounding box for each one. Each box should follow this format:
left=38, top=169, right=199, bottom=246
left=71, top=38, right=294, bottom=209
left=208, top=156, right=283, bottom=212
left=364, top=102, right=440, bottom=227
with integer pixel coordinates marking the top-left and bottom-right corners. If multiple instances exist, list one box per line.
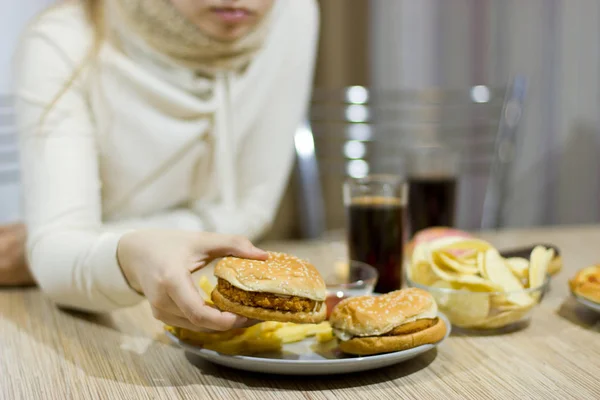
left=214, top=252, right=327, bottom=301
left=329, top=288, right=438, bottom=337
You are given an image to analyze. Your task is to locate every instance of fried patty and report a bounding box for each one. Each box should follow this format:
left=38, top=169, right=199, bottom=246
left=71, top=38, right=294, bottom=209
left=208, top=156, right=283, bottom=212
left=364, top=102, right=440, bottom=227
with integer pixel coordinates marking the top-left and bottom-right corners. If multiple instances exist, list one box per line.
left=216, top=279, right=318, bottom=313
left=385, top=318, right=438, bottom=336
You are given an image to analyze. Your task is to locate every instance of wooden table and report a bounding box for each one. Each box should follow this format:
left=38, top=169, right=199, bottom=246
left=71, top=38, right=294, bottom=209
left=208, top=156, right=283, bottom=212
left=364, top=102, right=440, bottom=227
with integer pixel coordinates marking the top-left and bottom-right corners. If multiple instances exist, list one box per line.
left=2, top=226, right=600, bottom=400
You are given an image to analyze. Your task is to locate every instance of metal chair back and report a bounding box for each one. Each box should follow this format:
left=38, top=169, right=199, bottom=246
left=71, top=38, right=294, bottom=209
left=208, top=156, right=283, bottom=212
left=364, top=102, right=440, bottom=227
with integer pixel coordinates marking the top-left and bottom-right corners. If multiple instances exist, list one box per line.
left=0, top=94, right=21, bottom=223
left=294, top=77, right=527, bottom=238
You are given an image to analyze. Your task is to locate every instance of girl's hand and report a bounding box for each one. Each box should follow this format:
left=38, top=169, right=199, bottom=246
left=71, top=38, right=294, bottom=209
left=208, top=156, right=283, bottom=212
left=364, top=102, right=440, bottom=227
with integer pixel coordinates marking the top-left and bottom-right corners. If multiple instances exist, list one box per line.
left=0, top=223, right=34, bottom=286
left=117, top=230, right=268, bottom=332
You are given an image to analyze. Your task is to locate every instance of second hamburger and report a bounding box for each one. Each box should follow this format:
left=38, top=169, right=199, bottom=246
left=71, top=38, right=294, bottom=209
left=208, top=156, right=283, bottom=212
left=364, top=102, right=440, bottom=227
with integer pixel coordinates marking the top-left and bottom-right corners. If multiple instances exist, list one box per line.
left=330, top=288, right=447, bottom=355
left=212, top=252, right=327, bottom=324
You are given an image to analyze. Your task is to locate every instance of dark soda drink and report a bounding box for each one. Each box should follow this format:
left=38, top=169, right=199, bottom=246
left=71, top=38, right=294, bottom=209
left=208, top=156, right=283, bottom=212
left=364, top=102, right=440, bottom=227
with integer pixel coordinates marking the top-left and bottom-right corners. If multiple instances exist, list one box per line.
left=408, top=176, right=457, bottom=236
left=347, top=196, right=404, bottom=293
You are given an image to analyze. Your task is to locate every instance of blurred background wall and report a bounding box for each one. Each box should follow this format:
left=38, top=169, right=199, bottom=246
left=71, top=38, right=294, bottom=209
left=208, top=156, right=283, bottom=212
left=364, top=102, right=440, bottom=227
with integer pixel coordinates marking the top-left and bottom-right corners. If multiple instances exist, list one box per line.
left=3, top=0, right=600, bottom=236
left=303, top=0, right=600, bottom=236
left=377, top=0, right=600, bottom=230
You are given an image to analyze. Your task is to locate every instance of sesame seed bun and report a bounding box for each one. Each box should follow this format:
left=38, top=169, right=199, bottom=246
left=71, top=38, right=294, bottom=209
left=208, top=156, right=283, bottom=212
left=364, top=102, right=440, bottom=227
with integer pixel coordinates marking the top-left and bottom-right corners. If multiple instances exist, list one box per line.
left=330, top=288, right=438, bottom=337
left=211, top=289, right=327, bottom=323
left=338, top=317, right=447, bottom=355
left=214, top=252, right=326, bottom=301
left=212, top=252, right=327, bottom=323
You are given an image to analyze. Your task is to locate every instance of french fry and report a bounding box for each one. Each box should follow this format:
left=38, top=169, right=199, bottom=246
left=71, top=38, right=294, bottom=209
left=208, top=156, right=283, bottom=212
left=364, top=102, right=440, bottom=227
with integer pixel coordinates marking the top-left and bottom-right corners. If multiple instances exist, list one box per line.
left=169, top=319, right=335, bottom=355
left=181, top=328, right=243, bottom=344
left=274, top=327, right=310, bottom=344
left=198, top=276, right=215, bottom=304
left=316, top=330, right=335, bottom=343
left=164, top=325, right=180, bottom=336
left=305, top=322, right=333, bottom=336
left=204, top=332, right=283, bottom=355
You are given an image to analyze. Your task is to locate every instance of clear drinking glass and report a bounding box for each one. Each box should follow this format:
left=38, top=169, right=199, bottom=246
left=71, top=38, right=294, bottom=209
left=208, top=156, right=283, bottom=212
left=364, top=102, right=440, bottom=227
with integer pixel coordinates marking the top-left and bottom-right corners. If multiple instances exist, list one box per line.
left=407, top=146, right=459, bottom=237
left=324, top=260, right=379, bottom=317
left=343, top=175, right=407, bottom=293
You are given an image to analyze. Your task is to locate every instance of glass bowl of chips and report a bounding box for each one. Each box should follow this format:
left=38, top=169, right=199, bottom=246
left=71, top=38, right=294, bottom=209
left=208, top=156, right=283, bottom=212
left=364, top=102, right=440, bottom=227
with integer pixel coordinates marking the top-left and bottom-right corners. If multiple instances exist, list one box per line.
left=406, top=237, right=554, bottom=331
left=407, top=274, right=549, bottom=330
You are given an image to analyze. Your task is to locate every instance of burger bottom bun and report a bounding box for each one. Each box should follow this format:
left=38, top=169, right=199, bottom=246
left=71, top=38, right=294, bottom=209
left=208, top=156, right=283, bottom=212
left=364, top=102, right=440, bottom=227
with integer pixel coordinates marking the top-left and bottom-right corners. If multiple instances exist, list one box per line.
left=212, top=289, right=327, bottom=324
left=338, top=318, right=447, bottom=356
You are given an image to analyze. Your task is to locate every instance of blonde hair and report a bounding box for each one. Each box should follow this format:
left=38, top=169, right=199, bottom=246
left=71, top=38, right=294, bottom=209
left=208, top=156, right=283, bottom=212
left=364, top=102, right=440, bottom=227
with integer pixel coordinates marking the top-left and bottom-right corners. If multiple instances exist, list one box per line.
left=39, top=0, right=105, bottom=127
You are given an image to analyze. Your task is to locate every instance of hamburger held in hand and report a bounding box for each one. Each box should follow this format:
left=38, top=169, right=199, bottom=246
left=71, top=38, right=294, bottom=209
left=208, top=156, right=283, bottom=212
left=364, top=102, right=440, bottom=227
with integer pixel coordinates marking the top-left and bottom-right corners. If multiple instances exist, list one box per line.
left=212, top=252, right=327, bottom=324
left=330, top=288, right=447, bottom=355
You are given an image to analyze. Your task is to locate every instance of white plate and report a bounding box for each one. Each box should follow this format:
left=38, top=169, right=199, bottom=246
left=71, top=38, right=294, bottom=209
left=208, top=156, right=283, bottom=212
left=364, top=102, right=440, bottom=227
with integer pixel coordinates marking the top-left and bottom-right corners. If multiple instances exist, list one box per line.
left=572, top=293, right=600, bottom=313
left=167, top=313, right=450, bottom=375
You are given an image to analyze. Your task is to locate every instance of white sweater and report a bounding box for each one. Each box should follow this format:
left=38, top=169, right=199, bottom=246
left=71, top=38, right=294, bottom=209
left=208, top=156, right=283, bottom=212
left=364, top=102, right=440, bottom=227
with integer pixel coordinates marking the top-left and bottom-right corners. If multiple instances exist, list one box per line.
left=14, top=1, right=318, bottom=312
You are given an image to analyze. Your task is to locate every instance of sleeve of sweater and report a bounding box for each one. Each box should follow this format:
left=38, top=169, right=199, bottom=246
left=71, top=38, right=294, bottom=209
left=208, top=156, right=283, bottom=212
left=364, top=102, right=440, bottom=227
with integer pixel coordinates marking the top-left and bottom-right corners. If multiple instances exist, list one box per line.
left=15, top=2, right=318, bottom=312
left=191, top=1, right=320, bottom=240
left=14, top=21, right=150, bottom=312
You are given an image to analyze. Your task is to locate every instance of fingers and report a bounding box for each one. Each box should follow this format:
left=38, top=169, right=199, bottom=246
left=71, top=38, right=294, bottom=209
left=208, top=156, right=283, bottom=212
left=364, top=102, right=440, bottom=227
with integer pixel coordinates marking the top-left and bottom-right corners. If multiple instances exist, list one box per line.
left=154, top=293, right=259, bottom=330
left=167, top=271, right=250, bottom=331
left=0, top=223, right=25, bottom=236
left=148, top=293, right=187, bottom=318
left=199, top=234, right=268, bottom=261
left=153, top=310, right=216, bottom=332
left=239, top=318, right=262, bottom=328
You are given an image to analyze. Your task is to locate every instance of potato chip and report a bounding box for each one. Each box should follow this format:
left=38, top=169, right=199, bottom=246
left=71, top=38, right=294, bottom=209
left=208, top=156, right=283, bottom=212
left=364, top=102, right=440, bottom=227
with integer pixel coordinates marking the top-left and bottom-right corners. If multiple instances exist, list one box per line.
left=494, top=301, right=535, bottom=313
left=438, top=239, right=494, bottom=253
left=411, top=243, right=430, bottom=265
left=476, top=308, right=531, bottom=329
left=490, top=296, right=509, bottom=310
left=412, top=236, right=467, bottom=265
left=457, top=279, right=503, bottom=293
left=506, top=257, right=529, bottom=281
left=490, top=292, right=535, bottom=311
left=529, top=246, right=554, bottom=289
left=442, top=289, right=490, bottom=327
left=530, top=291, right=543, bottom=302
left=477, top=251, right=486, bottom=276
left=434, top=251, right=479, bottom=275
left=427, top=236, right=470, bottom=250
left=461, top=253, right=479, bottom=266
left=409, top=261, right=440, bottom=286
left=408, top=236, right=554, bottom=329
left=429, top=280, right=453, bottom=307
left=431, top=280, right=454, bottom=289
left=483, top=249, right=533, bottom=307
left=430, top=260, right=501, bottom=292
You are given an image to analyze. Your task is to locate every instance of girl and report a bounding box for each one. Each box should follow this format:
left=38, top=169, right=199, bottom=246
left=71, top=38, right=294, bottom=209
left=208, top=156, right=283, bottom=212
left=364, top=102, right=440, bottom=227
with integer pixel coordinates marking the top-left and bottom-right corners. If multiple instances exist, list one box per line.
left=10, top=0, right=318, bottom=331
